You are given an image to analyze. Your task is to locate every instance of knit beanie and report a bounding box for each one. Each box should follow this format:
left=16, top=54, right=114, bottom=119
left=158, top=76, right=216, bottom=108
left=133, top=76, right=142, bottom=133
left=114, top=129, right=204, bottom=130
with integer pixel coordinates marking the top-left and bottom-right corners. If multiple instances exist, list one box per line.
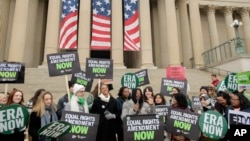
left=73, top=83, right=85, bottom=94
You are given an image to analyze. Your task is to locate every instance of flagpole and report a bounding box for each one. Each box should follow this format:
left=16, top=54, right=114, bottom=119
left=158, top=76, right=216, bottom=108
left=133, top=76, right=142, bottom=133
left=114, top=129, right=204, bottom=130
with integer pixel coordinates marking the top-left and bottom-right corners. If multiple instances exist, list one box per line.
left=65, top=75, right=70, bottom=100
left=4, top=84, right=8, bottom=95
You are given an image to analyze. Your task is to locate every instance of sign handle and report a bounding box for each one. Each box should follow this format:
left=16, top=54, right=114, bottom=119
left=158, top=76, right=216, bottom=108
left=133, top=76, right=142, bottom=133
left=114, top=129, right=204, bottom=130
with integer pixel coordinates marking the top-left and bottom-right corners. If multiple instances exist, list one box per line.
left=65, top=75, right=70, bottom=100
left=4, top=84, right=8, bottom=95
left=98, top=79, right=101, bottom=95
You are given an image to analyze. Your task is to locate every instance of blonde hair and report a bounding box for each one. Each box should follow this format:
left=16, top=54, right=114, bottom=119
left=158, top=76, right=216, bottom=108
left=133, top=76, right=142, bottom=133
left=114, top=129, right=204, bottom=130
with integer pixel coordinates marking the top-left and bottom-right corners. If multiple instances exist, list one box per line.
left=32, top=91, right=57, bottom=117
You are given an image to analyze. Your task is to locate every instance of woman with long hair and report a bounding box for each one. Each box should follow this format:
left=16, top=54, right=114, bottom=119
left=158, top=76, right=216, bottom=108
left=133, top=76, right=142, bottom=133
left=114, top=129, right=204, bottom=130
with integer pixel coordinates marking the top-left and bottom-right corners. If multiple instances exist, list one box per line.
left=28, top=91, right=58, bottom=141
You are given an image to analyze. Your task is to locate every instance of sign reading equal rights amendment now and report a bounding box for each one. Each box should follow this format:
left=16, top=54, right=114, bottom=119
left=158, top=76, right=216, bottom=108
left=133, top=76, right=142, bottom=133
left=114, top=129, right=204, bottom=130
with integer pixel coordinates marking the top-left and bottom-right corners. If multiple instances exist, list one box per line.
left=47, top=52, right=81, bottom=77
left=0, top=62, right=25, bottom=83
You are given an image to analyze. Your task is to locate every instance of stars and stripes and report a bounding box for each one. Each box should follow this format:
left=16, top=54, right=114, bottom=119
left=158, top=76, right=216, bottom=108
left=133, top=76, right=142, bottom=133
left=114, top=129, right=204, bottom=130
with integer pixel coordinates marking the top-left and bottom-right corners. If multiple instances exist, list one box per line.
left=90, top=0, right=111, bottom=50
left=59, top=0, right=79, bottom=49
left=123, top=0, right=140, bottom=51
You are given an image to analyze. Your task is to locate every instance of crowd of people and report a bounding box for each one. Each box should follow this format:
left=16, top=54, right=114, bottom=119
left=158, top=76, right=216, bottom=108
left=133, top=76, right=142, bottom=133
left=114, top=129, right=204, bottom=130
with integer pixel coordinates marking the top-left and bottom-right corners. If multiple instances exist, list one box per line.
left=0, top=74, right=250, bottom=141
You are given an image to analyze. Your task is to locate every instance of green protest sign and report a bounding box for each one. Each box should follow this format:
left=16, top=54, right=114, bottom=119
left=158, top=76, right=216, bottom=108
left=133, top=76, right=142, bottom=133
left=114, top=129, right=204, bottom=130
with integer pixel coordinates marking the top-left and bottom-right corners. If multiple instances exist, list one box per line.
left=0, top=104, right=29, bottom=134
left=38, top=121, right=71, bottom=139
left=224, top=73, right=238, bottom=92
left=236, top=71, right=250, bottom=88
left=217, top=80, right=227, bottom=92
left=199, top=110, right=228, bottom=139
left=121, top=73, right=139, bottom=89
left=135, top=69, right=150, bottom=86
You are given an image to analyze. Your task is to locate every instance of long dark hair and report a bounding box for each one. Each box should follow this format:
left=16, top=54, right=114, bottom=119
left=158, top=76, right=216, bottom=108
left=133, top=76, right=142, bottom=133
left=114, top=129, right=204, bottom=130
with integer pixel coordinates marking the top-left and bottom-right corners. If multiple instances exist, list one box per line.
left=117, top=86, right=131, bottom=99
left=217, top=91, right=231, bottom=106
left=154, top=93, right=166, bottom=105
left=231, top=92, right=250, bottom=110
left=172, top=93, right=188, bottom=109
left=30, top=88, right=45, bottom=106
left=131, top=88, right=143, bottom=108
left=143, top=86, right=154, bottom=101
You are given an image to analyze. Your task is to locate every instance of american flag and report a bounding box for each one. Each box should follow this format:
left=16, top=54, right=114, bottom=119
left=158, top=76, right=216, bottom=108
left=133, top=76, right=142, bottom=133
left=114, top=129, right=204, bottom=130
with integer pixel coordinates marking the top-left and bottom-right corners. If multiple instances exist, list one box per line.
left=59, top=0, right=79, bottom=49
left=90, top=0, right=111, bottom=50
left=123, top=0, right=140, bottom=51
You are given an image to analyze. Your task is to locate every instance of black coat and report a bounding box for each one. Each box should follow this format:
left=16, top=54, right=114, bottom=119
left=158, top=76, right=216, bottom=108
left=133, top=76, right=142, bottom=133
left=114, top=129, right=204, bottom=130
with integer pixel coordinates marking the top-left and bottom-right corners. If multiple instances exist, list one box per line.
left=90, top=96, right=118, bottom=141
left=28, top=112, right=57, bottom=141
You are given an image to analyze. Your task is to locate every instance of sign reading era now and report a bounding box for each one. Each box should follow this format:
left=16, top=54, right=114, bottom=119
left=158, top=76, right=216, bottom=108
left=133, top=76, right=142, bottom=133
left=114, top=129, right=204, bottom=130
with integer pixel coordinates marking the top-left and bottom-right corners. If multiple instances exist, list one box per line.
left=0, top=104, right=29, bottom=134
left=121, top=73, right=139, bottom=89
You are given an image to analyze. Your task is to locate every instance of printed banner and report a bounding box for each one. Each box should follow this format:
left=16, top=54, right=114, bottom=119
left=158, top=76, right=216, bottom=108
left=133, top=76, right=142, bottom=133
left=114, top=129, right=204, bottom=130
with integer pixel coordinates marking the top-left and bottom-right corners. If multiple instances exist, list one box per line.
left=217, top=80, right=227, bottom=92
left=192, top=96, right=203, bottom=114
left=123, top=114, right=164, bottom=141
left=199, top=110, right=228, bottom=139
left=135, top=69, right=150, bottom=86
left=166, top=108, right=200, bottom=140
left=59, top=111, right=100, bottom=141
left=0, top=62, right=25, bottom=83
left=121, top=73, right=139, bottom=89
left=47, top=52, right=81, bottom=77
left=228, top=110, right=250, bottom=126
left=160, top=78, right=187, bottom=96
left=0, top=104, right=29, bottom=134
left=38, top=121, right=71, bottom=139
left=166, top=66, right=186, bottom=80
left=71, top=71, right=93, bottom=92
left=155, top=105, right=169, bottom=116
left=85, top=58, right=113, bottom=79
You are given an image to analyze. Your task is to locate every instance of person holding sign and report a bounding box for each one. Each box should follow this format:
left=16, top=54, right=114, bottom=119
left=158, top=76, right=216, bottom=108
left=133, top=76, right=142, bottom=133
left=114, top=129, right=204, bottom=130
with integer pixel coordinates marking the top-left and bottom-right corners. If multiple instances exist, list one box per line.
left=171, top=93, right=191, bottom=141
left=90, top=84, right=118, bottom=141
left=121, top=88, right=155, bottom=120
left=3, top=88, right=27, bottom=141
left=64, top=83, right=89, bottom=113
left=28, top=91, right=58, bottom=141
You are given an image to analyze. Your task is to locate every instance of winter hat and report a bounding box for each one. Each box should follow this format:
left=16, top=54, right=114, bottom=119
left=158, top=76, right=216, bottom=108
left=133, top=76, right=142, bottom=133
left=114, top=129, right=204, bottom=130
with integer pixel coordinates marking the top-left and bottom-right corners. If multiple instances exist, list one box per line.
left=73, top=83, right=85, bottom=94
left=199, top=93, right=211, bottom=106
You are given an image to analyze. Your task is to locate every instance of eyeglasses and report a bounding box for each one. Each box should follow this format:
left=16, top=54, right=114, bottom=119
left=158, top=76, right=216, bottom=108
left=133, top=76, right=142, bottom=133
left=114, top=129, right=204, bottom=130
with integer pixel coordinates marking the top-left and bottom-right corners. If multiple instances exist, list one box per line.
left=77, top=91, right=85, bottom=93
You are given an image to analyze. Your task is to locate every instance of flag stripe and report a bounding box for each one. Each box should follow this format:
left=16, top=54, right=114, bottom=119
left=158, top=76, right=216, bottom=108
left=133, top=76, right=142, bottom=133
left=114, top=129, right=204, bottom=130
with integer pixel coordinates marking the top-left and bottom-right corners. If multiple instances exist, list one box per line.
left=123, top=0, right=140, bottom=51
left=91, top=0, right=111, bottom=50
left=59, top=0, right=79, bottom=49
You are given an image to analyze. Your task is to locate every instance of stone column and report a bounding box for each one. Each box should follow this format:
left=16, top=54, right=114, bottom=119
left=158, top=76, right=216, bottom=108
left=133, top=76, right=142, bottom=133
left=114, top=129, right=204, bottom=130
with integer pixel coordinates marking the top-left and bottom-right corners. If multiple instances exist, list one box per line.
left=207, top=5, right=221, bottom=61
left=41, top=0, right=60, bottom=65
left=207, top=5, right=219, bottom=48
left=223, top=6, right=235, bottom=40
left=78, top=0, right=91, bottom=67
left=111, top=0, right=125, bottom=68
left=178, top=0, right=192, bottom=68
left=165, top=0, right=181, bottom=66
left=8, top=0, right=30, bottom=62
left=0, top=0, right=10, bottom=61
left=157, top=0, right=168, bottom=68
left=241, top=7, right=250, bottom=54
left=139, top=0, right=155, bottom=68
left=151, top=1, right=161, bottom=67
left=189, top=0, right=204, bottom=68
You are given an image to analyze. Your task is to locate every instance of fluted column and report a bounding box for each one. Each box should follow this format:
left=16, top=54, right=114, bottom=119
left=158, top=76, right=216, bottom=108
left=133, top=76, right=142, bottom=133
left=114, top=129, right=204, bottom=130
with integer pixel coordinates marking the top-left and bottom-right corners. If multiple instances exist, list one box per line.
left=78, top=0, right=91, bottom=67
left=189, top=0, right=204, bottom=68
left=165, top=0, right=181, bottom=66
left=158, top=0, right=168, bottom=68
left=8, top=0, right=30, bottom=62
left=223, top=6, right=235, bottom=40
left=139, top=0, right=155, bottom=68
left=178, top=0, right=192, bottom=68
left=241, top=7, right=250, bottom=54
left=207, top=5, right=219, bottom=48
left=42, top=0, right=60, bottom=65
left=0, top=0, right=10, bottom=61
left=111, top=0, right=125, bottom=68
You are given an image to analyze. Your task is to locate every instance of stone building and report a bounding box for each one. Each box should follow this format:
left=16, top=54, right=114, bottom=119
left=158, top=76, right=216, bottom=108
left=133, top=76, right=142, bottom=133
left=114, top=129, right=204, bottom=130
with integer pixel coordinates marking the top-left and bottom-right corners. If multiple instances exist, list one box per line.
left=0, top=0, right=250, bottom=69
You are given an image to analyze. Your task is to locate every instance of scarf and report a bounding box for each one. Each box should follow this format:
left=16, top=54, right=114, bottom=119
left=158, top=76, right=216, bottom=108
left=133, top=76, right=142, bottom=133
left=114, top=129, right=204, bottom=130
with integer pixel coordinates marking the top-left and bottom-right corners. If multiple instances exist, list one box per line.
left=40, top=106, right=58, bottom=141
left=70, top=95, right=89, bottom=113
left=99, top=93, right=110, bottom=102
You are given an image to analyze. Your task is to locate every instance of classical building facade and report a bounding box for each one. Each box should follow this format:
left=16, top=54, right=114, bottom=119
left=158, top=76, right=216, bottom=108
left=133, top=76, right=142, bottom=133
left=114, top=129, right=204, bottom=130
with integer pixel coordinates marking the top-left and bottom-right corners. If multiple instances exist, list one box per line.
left=0, top=0, right=250, bottom=69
